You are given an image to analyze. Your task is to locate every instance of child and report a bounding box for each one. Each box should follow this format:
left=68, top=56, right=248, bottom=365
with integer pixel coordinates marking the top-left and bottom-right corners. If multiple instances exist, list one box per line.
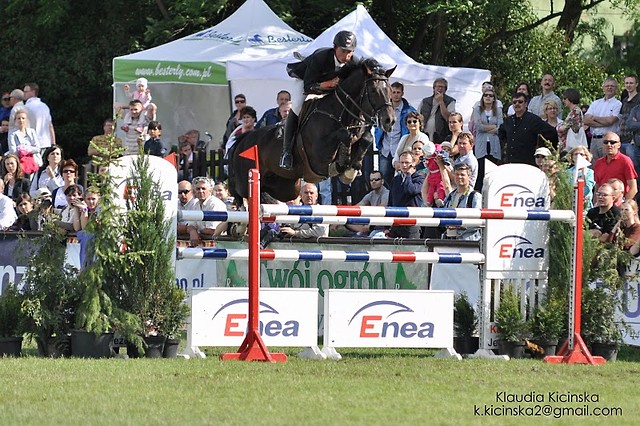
left=422, top=143, right=447, bottom=207
left=124, top=78, right=152, bottom=108
left=144, top=121, right=167, bottom=157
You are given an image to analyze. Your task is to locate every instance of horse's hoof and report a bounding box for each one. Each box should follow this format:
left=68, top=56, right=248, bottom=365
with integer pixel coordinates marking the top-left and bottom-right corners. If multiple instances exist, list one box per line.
left=328, top=162, right=340, bottom=177
left=229, top=223, right=247, bottom=239
left=340, top=168, right=357, bottom=184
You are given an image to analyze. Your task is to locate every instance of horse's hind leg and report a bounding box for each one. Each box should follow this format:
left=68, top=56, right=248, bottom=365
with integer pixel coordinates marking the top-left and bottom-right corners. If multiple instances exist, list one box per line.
left=328, top=128, right=352, bottom=177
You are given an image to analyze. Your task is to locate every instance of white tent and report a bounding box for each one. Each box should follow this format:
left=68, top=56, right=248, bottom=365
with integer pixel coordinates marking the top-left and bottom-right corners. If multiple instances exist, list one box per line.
left=227, top=5, right=491, bottom=127
left=112, top=0, right=312, bottom=149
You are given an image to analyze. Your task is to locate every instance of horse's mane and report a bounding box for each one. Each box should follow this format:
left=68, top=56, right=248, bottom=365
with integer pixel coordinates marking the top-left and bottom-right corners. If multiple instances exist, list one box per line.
left=337, top=57, right=386, bottom=80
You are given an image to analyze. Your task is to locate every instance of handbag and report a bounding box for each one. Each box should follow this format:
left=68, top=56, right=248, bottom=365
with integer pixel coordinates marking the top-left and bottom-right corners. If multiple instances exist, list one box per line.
left=19, top=153, right=39, bottom=174
left=565, top=126, right=587, bottom=150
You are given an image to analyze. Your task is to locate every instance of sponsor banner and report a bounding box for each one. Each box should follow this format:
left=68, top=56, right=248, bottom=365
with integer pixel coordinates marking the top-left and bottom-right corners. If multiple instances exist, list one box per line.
left=483, top=164, right=550, bottom=272
left=0, top=235, right=33, bottom=293
left=189, top=288, right=318, bottom=347
left=113, top=60, right=227, bottom=84
left=323, top=290, right=453, bottom=348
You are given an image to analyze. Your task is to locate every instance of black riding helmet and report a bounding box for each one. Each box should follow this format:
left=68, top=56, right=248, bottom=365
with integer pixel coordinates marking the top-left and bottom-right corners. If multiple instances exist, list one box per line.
left=333, top=31, right=357, bottom=51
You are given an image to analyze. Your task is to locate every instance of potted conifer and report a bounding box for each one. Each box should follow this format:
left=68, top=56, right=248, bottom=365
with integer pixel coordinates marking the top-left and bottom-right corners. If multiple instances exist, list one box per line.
left=0, top=283, right=26, bottom=356
left=453, top=292, right=478, bottom=354
left=530, top=289, right=565, bottom=356
left=495, top=283, right=529, bottom=358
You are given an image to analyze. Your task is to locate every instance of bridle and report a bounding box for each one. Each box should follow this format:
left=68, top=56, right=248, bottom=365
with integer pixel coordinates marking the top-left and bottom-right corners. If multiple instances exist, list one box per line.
left=334, top=72, right=392, bottom=130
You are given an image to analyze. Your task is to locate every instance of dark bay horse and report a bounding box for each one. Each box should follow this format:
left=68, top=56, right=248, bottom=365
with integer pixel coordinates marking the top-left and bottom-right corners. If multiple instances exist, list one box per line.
left=228, top=58, right=395, bottom=204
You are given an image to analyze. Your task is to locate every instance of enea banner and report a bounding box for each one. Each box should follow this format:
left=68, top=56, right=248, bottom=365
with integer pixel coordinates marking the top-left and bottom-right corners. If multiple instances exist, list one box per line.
left=483, top=164, right=550, bottom=273
left=189, top=288, right=318, bottom=347
left=323, top=290, right=453, bottom=348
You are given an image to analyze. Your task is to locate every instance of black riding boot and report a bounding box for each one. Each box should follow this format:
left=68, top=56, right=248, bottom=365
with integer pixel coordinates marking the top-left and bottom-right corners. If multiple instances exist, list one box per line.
left=279, top=112, right=298, bottom=170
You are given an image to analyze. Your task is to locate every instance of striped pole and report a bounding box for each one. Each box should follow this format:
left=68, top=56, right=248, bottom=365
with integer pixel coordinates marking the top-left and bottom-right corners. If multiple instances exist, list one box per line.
left=177, top=247, right=485, bottom=264
left=260, top=204, right=575, bottom=223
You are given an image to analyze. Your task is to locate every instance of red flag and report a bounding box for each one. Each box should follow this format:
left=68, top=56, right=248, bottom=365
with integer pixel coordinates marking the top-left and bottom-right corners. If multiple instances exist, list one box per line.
left=239, top=145, right=260, bottom=167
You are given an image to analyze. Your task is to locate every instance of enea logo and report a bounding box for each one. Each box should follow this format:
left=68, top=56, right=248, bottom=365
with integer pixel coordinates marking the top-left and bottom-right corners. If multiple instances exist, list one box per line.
left=494, top=184, right=546, bottom=208
left=212, top=299, right=299, bottom=337
left=348, top=300, right=434, bottom=339
left=494, top=235, right=545, bottom=259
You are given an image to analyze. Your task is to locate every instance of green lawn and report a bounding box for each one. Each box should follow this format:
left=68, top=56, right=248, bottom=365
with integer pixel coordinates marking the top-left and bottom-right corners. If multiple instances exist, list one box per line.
left=1, top=346, right=639, bottom=425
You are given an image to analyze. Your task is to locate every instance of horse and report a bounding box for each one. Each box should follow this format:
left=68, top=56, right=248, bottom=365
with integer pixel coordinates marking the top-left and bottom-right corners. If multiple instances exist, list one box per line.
left=228, top=57, right=395, bottom=205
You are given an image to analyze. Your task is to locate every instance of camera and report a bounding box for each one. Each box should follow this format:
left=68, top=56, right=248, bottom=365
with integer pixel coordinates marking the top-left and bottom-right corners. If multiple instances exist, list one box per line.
left=39, top=199, right=53, bottom=209
left=436, top=149, right=451, bottom=166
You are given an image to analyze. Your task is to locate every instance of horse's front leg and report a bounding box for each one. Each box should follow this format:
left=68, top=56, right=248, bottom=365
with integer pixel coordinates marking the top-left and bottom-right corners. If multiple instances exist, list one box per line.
left=349, top=130, right=374, bottom=171
left=328, top=128, right=353, bottom=177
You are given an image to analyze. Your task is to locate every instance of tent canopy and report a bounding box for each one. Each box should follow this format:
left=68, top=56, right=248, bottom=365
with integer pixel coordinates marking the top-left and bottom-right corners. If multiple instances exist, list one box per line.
left=111, top=0, right=312, bottom=148
left=227, top=5, right=491, bottom=124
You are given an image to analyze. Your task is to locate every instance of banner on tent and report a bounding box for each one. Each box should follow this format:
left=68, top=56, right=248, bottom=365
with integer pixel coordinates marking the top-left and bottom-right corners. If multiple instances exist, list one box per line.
left=113, top=60, right=227, bottom=84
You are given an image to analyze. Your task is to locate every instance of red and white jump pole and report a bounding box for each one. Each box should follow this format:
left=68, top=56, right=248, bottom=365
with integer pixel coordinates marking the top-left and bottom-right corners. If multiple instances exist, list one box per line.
left=544, top=178, right=605, bottom=365
left=221, top=149, right=286, bottom=363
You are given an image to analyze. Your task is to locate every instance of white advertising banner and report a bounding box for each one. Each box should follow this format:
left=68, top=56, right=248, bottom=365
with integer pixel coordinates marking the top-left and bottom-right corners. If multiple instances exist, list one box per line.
left=323, top=290, right=453, bottom=348
left=483, top=164, right=550, bottom=273
left=189, top=288, right=318, bottom=347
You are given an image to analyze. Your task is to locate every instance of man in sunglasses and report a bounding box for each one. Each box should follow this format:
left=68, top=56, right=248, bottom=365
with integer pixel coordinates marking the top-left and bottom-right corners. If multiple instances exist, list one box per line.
left=0, top=92, right=11, bottom=122
left=280, top=31, right=359, bottom=170
left=593, top=132, right=637, bottom=203
left=177, top=180, right=197, bottom=237
left=500, top=92, right=558, bottom=166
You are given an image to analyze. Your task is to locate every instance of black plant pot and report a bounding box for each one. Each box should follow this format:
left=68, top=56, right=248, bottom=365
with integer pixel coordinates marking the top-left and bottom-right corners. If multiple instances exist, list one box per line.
left=36, top=336, right=71, bottom=358
left=144, top=335, right=166, bottom=358
left=71, top=330, right=115, bottom=358
left=497, top=339, right=526, bottom=358
left=162, top=338, right=180, bottom=358
left=0, top=336, right=24, bottom=357
left=532, top=339, right=558, bottom=358
left=591, top=342, right=619, bottom=362
left=453, top=336, right=479, bottom=354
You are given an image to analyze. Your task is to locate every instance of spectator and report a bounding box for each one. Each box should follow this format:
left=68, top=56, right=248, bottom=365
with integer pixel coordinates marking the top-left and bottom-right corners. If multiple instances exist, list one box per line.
left=376, top=82, right=416, bottom=185
left=444, top=132, right=478, bottom=189
left=11, top=193, right=38, bottom=231
left=386, top=151, right=424, bottom=238
left=7, top=89, right=25, bottom=130
left=178, top=129, right=207, bottom=151
left=441, top=163, right=482, bottom=241
left=0, top=118, right=9, bottom=154
left=542, top=99, right=563, bottom=130
left=584, top=78, right=622, bottom=161
left=256, top=90, right=291, bottom=128
left=619, top=74, right=640, bottom=145
left=506, top=82, right=532, bottom=116
left=123, top=77, right=153, bottom=109
left=51, top=159, right=83, bottom=210
left=224, top=106, right=257, bottom=158
left=607, top=178, right=625, bottom=207
left=566, top=146, right=595, bottom=209
left=23, top=82, right=55, bottom=149
left=185, top=177, right=227, bottom=246
left=213, top=181, right=235, bottom=210
left=500, top=92, right=558, bottom=166
left=342, top=170, right=389, bottom=236
left=224, top=94, right=247, bottom=146
left=8, top=110, right=40, bottom=174
left=30, top=146, right=64, bottom=198
left=623, top=102, right=640, bottom=183
left=144, top=121, right=167, bottom=157
left=55, top=184, right=83, bottom=233
left=472, top=87, right=503, bottom=163
left=593, top=132, right=637, bottom=202
left=2, top=154, right=31, bottom=200
left=534, top=147, right=552, bottom=171
left=88, top=118, right=123, bottom=161
left=469, top=82, right=503, bottom=134
left=392, top=111, right=432, bottom=171
left=0, top=180, right=17, bottom=230
left=420, top=140, right=447, bottom=207
left=587, top=183, right=620, bottom=242
left=178, top=141, right=194, bottom=182
left=120, top=99, right=148, bottom=155
left=0, top=91, right=11, bottom=122
left=79, top=186, right=99, bottom=230
left=279, top=183, right=329, bottom=239
left=177, top=180, right=197, bottom=237
left=33, top=187, right=54, bottom=229
left=622, top=202, right=640, bottom=256
left=419, top=78, right=456, bottom=143
left=444, top=112, right=464, bottom=158
left=528, top=73, right=562, bottom=119
left=557, top=89, right=585, bottom=154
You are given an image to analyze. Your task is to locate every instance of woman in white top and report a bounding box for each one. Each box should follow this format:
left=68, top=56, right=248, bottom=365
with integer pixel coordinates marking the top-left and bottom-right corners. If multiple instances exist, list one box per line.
left=393, top=111, right=433, bottom=170
left=8, top=110, right=39, bottom=155
left=472, top=88, right=503, bottom=161
left=29, top=145, right=64, bottom=198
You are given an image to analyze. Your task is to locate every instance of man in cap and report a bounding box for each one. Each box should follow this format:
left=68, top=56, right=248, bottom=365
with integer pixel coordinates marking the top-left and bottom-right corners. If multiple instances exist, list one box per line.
left=534, top=147, right=552, bottom=170
left=280, top=30, right=359, bottom=170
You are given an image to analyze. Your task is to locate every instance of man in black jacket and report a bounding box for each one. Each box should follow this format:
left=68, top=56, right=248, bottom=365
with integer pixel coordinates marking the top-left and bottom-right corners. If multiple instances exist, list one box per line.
left=279, top=30, right=358, bottom=170
left=499, top=92, right=558, bottom=166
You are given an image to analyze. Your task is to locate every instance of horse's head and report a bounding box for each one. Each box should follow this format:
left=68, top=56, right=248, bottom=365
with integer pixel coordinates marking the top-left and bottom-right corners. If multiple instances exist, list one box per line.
left=338, top=58, right=396, bottom=132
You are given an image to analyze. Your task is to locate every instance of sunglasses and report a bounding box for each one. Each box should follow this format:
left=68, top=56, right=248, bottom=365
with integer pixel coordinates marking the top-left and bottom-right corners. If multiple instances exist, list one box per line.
left=235, top=99, right=246, bottom=104
left=2, top=97, right=9, bottom=101
left=535, top=155, right=546, bottom=159
left=483, top=94, right=495, bottom=98
left=369, top=178, right=382, bottom=182
left=62, top=169, right=76, bottom=174
left=603, top=140, right=619, bottom=145
left=512, top=100, right=525, bottom=105
left=178, top=189, right=191, bottom=195
left=406, top=119, right=419, bottom=124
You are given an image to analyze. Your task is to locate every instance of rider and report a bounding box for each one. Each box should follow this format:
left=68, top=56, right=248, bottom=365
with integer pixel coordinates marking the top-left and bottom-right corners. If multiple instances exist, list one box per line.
left=279, top=30, right=359, bottom=170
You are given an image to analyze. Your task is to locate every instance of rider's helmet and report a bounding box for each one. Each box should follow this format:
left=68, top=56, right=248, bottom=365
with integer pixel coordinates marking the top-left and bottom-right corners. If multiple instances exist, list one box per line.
left=333, top=31, right=357, bottom=51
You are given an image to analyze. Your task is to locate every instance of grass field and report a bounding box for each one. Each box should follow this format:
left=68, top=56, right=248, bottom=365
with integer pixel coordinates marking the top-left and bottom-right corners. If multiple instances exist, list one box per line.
left=1, top=345, right=639, bottom=425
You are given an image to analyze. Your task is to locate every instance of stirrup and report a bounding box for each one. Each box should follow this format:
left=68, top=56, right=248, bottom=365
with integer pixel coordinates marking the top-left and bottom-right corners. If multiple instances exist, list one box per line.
left=279, top=152, right=293, bottom=170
